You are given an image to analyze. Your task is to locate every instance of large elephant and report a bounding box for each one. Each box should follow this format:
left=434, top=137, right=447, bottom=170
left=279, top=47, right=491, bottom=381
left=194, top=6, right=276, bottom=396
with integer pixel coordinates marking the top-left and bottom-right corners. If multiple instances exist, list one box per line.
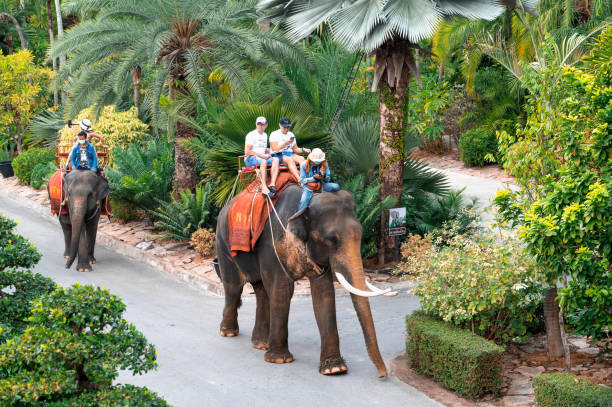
left=59, top=170, right=109, bottom=272
left=216, top=185, right=391, bottom=377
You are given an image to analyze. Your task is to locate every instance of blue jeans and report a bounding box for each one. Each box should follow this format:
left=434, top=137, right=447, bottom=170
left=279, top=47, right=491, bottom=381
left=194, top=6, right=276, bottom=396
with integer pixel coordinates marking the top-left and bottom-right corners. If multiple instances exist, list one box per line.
left=298, top=182, right=340, bottom=211
left=246, top=155, right=278, bottom=166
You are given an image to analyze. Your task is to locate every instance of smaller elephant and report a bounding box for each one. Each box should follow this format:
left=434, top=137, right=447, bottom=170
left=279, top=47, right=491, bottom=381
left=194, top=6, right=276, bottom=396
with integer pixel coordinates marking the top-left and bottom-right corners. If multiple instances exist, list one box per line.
left=58, top=170, right=109, bottom=272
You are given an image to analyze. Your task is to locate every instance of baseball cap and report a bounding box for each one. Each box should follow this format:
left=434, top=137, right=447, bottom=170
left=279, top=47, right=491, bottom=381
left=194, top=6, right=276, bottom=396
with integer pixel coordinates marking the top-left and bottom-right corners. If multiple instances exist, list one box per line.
left=256, top=116, right=267, bottom=125
left=279, top=117, right=291, bottom=127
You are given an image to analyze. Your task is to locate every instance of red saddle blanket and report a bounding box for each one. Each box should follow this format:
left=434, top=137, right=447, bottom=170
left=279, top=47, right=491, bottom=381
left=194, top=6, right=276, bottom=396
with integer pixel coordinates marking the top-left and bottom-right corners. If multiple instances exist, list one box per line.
left=228, top=172, right=297, bottom=256
left=47, top=170, right=111, bottom=217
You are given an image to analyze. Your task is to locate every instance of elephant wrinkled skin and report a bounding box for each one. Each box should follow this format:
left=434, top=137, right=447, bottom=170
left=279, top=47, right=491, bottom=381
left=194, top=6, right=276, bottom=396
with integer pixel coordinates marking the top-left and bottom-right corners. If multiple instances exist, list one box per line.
left=215, top=185, right=388, bottom=377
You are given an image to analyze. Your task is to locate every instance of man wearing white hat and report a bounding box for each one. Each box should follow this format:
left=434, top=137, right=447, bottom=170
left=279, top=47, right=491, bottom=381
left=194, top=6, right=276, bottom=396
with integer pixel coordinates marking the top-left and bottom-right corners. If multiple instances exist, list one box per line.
left=245, top=116, right=280, bottom=198
left=298, top=148, right=339, bottom=211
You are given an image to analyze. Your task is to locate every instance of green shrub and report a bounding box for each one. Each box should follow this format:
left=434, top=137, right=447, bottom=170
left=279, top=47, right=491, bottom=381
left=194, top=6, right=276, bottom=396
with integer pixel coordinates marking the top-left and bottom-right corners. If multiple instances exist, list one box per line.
left=109, top=198, right=140, bottom=223
left=459, top=128, right=497, bottom=167
left=398, top=234, right=545, bottom=343
left=0, top=215, right=42, bottom=271
left=148, top=183, right=215, bottom=241
left=11, top=147, right=55, bottom=185
left=406, top=312, right=504, bottom=400
left=44, top=384, right=170, bottom=407
left=0, top=269, right=55, bottom=341
left=107, top=139, right=174, bottom=211
left=30, top=161, right=56, bottom=189
left=533, top=373, right=612, bottom=407
left=0, top=284, right=158, bottom=405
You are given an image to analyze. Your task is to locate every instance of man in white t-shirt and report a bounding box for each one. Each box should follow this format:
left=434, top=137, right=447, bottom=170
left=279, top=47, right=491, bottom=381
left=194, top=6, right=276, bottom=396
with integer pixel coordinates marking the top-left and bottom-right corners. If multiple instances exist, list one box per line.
left=269, top=117, right=310, bottom=181
left=245, top=116, right=280, bottom=198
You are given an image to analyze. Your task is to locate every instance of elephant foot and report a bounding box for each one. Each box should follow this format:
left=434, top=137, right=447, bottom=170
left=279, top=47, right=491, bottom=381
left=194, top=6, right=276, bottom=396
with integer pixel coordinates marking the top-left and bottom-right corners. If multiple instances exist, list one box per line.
left=77, top=264, right=92, bottom=273
left=63, top=254, right=69, bottom=259
left=319, top=357, right=348, bottom=375
left=220, top=327, right=239, bottom=337
left=264, top=350, right=294, bottom=364
left=89, top=257, right=96, bottom=264
left=251, top=340, right=269, bottom=351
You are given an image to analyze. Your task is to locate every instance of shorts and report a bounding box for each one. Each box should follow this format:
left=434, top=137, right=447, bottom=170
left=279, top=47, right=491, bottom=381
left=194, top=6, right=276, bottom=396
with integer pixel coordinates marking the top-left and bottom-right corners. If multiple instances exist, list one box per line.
left=246, top=155, right=278, bottom=167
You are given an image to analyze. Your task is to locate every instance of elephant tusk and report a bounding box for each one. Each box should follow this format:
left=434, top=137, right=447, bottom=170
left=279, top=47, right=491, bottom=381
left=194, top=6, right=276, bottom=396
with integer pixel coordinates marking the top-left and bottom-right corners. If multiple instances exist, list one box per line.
left=366, top=280, right=398, bottom=297
left=335, top=273, right=391, bottom=297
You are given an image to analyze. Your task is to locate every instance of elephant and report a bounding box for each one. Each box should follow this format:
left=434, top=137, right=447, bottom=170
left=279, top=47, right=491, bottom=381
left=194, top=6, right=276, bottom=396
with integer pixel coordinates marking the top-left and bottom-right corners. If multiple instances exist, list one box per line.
left=58, top=170, right=109, bottom=272
left=216, top=185, right=392, bottom=377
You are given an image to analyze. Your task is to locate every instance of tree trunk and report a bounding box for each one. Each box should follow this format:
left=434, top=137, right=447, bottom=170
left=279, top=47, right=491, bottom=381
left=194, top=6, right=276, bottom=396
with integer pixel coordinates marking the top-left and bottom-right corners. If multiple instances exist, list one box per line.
left=0, top=13, right=27, bottom=50
left=544, top=287, right=564, bottom=359
left=46, top=0, right=59, bottom=106
left=377, top=43, right=410, bottom=264
left=132, top=65, right=142, bottom=111
left=54, top=0, right=67, bottom=104
left=169, top=81, right=198, bottom=192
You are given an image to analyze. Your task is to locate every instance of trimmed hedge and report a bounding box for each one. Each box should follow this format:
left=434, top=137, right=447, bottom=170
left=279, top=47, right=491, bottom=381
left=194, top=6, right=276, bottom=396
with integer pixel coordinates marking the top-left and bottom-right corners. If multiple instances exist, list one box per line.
left=533, top=373, right=612, bottom=407
left=43, top=384, right=170, bottom=407
left=405, top=312, right=504, bottom=399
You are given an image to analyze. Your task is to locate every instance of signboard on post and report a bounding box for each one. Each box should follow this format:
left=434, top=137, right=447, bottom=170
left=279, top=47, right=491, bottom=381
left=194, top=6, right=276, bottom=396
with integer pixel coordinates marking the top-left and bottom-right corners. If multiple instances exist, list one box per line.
left=388, top=207, right=406, bottom=236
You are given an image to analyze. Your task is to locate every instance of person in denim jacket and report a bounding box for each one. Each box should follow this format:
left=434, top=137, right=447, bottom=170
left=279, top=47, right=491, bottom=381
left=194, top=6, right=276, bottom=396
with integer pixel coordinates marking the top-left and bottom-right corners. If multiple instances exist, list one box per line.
left=298, top=148, right=339, bottom=211
left=70, top=131, right=98, bottom=172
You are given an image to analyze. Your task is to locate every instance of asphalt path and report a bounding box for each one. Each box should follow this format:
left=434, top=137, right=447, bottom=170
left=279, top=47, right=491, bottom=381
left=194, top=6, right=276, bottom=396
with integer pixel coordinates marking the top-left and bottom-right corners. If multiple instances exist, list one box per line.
left=0, top=194, right=441, bottom=407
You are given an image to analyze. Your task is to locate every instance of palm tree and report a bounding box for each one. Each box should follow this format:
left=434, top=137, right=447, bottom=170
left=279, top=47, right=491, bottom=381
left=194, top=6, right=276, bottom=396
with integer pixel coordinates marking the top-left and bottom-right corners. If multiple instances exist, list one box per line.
left=49, top=0, right=306, bottom=191
left=258, top=0, right=509, bottom=262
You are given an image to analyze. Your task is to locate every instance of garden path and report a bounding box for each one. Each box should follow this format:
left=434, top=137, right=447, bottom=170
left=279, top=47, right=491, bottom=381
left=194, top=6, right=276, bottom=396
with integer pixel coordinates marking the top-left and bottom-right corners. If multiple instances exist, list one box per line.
left=0, top=193, right=442, bottom=407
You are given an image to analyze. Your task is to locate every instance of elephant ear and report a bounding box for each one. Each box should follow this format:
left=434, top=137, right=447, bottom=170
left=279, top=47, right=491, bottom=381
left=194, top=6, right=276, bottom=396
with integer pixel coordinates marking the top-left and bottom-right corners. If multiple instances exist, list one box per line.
left=95, top=177, right=109, bottom=201
left=287, top=207, right=309, bottom=242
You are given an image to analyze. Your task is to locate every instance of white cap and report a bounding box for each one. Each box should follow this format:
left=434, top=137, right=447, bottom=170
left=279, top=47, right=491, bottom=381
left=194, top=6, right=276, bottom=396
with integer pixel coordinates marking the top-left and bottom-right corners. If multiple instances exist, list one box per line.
left=255, top=116, right=267, bottom=125
left=79, top=119, right=92, bottom=131
left=308, top=148, right=325, bottom=164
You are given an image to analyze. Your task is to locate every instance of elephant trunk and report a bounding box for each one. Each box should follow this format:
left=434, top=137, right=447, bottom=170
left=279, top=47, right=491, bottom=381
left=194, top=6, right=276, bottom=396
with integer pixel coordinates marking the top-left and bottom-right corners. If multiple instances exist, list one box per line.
left=66, top=203, right=86, bottom=268
left=331, top=247, right=388, bottom=378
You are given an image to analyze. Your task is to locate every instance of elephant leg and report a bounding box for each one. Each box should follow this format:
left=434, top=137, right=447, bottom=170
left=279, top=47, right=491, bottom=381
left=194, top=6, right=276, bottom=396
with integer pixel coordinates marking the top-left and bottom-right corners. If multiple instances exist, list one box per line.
left=86, top=215, right=100, bottom=264
left=77, top=228, right=92, bottom=272
left=310, top=272, right=347, bottom=375
left=59, top=215, right=71, bottom=258
left=262, top=274, right=294, bottom=364
left=251, top=281, right=270, bottom=350
left=219, top=256, right=244, bottom=337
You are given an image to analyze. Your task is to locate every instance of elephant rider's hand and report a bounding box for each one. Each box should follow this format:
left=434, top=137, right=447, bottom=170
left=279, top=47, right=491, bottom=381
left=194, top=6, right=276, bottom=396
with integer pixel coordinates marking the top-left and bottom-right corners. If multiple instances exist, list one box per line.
left=314, top=174, right=323, bottom=180
left=303, top=148, right=311, bottom=154
left=262, top=154, right=271, bottom=159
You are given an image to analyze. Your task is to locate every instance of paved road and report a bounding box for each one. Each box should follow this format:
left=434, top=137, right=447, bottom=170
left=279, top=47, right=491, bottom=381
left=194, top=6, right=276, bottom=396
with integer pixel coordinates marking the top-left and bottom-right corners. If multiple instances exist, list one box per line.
left=0, top=194, right=441, bottom=407
left=440, top=169, right=516, bottom=225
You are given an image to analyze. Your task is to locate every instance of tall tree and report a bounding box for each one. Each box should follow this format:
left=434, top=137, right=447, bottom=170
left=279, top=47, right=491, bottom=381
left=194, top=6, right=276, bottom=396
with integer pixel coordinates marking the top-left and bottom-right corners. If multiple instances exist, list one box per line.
left=257, top=0, right=510, bottom=262
left=46, top=0, right=58, bottom=105
left=53, top=0, right=66, bottom=104
left=49, top=0, right=305, bottom=192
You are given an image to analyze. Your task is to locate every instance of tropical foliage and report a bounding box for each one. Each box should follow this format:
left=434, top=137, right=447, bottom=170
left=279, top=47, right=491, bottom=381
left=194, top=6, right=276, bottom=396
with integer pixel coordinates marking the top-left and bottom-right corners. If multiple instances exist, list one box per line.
left=149, top=183, right=216, bottom=241
left=494, top=30, right=612, bottom=345
left=10, top=147, right=54, bottom=185
left=107, top=139, right=174, bottom=211
left=0, top=49, right=52, bottom=153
